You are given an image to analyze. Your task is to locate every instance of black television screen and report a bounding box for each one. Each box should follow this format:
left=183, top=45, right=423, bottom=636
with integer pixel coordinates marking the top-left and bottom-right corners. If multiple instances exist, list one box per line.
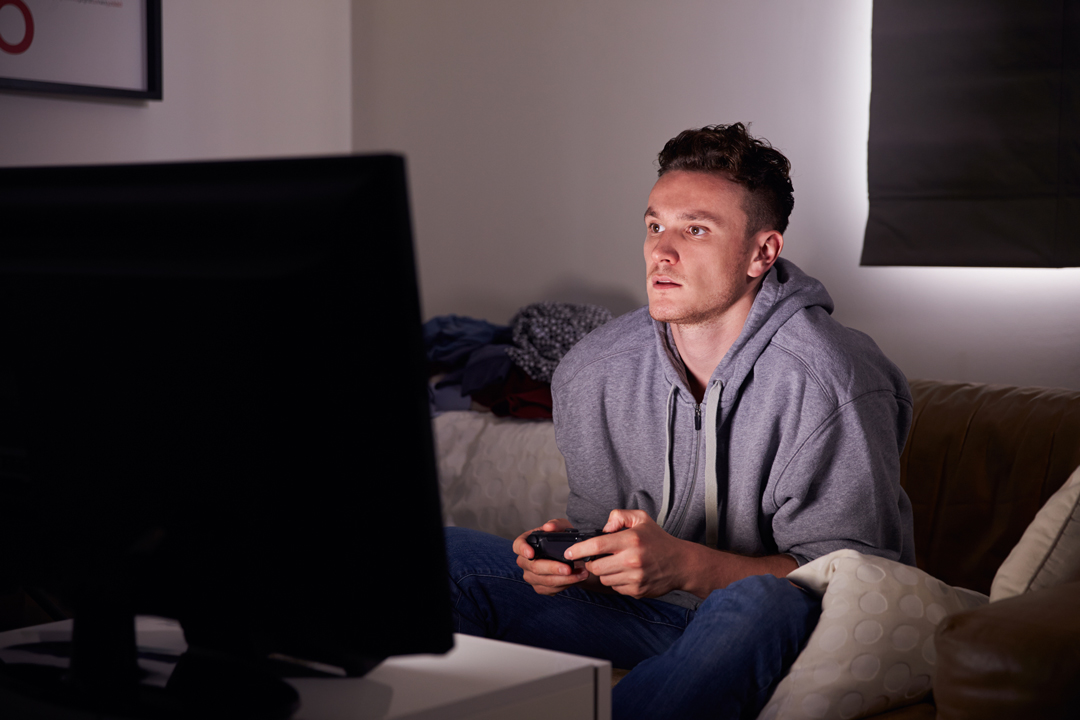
left=0, top=154, right=453, bottom=717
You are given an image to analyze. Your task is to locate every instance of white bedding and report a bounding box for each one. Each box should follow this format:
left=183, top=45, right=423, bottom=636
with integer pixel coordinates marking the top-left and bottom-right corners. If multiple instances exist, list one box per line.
left=433, top=411, right=569, bottom=540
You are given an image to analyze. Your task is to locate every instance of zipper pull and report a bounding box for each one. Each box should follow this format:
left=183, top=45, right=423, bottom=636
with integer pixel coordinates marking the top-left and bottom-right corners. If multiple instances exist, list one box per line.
left=695, top=404, right=701, bottom=430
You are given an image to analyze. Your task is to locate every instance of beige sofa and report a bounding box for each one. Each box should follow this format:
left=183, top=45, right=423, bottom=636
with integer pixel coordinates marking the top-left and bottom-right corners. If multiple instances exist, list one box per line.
left=860, top=379, right=1080, bottom=719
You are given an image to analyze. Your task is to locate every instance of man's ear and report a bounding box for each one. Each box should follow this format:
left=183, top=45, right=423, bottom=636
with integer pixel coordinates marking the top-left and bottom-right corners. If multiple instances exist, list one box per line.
left=747, top=230, right=783, bottom=279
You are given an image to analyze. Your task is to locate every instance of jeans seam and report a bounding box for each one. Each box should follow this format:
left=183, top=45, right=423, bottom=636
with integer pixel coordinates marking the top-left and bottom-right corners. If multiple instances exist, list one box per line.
left=456, top=571, right=687, bottom=630
left=450, top=573, right=479, bottom=634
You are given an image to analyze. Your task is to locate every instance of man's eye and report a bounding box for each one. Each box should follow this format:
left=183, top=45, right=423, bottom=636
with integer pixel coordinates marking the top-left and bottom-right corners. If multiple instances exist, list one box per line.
left=689, top=226, right=705, bottom=236
left=648, top=223, right=662, bottom=233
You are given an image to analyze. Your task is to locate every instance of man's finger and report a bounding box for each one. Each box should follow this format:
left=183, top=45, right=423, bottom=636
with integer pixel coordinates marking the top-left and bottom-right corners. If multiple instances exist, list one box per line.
left=542, top=518, right=574, bottom=532
left=597, top=571, right=648, bottom=598
left=603, top=508, right=650, bottom=533
left=582, top=554, right=619, bottom=577
left=513, top=519, right=568, bottom=557
left=565, top=536, right=610, bottom=559
left=513, top=537, right=534, bottom=559
left=512, top=528, right=540, bottom=557
left=515, top=518, right=575, bottom=558
left=565, top=526, right=634, bottom=560
left=523, top=568, right=588, bottom=587
left=517, top=553, right=580, bottom=576
left=533, top=558, right=578, bottom=576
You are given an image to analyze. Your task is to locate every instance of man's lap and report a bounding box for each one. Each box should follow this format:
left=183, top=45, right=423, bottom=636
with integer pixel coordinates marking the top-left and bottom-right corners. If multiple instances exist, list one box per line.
left=445, top=526, right=693, bottom=667
left=614, top=571, right=821, bottom=719
left=445, top=526, right=822, bottom=718
left=444, top=526, right=820, bottom=675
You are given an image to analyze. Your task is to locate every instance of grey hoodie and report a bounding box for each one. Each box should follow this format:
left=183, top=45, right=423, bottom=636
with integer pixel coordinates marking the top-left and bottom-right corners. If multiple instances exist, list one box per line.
left=551, top=258, right=915, bottom=607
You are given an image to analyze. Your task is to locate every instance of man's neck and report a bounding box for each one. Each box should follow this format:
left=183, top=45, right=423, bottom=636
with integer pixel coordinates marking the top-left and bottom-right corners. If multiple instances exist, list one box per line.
left=669, top=289, right=759, bottom=403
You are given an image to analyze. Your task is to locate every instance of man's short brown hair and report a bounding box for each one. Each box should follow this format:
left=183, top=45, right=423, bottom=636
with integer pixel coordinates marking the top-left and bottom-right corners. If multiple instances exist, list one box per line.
left=657, top=123, right=795, bottom=236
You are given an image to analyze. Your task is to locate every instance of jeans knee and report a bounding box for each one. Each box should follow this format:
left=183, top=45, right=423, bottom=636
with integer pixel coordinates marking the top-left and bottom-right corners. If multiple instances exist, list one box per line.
left=443, top=526, right=516, bottom=580
left=444, top=526, right=481, bottom=577
left=699, top=574, right=821, bottom=636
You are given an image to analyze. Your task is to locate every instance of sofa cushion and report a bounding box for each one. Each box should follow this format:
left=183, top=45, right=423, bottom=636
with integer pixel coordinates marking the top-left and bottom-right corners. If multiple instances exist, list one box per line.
left=758, top=550, right=987, bottom=720
left=990, top=464, right=1080, bottom=600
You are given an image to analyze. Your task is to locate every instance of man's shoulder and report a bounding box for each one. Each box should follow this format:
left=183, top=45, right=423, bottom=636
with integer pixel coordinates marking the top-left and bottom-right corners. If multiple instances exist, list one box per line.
left=551, top=306, right=655, bottom=391
left=767, top=306, right=910, bottom=405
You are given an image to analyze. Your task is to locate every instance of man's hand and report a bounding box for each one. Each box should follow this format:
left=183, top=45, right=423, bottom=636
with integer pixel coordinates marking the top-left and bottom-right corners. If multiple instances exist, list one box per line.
left=566, top=509, right=799, bottom=600
left=513, top=518, right=589, bottom=596
left=564, top=510, right=690, bottom=599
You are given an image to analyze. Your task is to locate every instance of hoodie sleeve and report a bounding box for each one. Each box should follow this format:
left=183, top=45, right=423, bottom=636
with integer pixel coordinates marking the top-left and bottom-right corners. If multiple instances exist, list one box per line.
left=551, top=373, right=629, bottom=531
left=769, top=389, right=915, bottom=565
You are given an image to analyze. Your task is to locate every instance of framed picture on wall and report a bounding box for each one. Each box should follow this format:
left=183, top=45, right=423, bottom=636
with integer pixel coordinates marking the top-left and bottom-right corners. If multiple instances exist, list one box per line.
left=0, top=0, right=161, bottom=100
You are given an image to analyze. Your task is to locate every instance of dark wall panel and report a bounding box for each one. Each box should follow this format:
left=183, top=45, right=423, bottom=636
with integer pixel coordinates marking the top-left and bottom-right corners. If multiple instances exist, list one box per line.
left=863, top=0, right=1080, bottom=267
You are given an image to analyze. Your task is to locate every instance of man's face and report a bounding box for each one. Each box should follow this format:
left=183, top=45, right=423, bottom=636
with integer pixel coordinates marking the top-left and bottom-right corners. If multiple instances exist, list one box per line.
left=643, top=170, right=760, bottom=327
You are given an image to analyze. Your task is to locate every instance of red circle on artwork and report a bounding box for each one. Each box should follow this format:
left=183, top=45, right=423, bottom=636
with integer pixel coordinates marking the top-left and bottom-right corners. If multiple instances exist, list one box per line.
left=0, top=0, right=34, bottom=55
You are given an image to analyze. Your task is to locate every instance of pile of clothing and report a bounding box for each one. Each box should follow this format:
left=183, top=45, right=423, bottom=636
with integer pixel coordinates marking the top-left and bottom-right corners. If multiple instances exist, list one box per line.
left=424, top=302, right=612, bottom=419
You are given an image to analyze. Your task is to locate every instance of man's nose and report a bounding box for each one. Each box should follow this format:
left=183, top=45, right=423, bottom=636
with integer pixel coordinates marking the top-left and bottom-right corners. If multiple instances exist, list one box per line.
left=651, top=231, right=678, bottom=263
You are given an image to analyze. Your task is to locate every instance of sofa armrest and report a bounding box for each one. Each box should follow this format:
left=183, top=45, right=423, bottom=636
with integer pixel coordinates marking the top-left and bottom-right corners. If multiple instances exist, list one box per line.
left=933, top=581, right=1080, bottom=719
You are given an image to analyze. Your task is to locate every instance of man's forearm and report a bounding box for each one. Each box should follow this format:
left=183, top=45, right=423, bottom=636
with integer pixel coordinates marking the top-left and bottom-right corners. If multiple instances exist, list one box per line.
left=678, top=541, right=798, bottom=600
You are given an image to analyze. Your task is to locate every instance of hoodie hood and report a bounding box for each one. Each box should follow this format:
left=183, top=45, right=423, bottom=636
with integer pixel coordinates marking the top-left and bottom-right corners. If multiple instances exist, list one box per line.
left=654, top=257, right=835, bottom=409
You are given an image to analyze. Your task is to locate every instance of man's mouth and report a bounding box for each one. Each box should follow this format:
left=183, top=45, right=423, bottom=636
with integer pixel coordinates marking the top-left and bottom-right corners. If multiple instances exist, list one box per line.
left=651, top=275, right=682, bottom=288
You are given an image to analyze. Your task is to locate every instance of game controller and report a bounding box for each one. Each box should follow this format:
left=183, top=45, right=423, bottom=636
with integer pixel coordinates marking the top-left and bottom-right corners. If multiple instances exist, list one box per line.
left=525, top=528, right=612, bottom=567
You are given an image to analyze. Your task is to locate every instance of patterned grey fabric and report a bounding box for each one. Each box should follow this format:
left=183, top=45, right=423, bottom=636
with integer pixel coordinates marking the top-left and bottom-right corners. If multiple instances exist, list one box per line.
left=506, top=302, right=612, bottom=383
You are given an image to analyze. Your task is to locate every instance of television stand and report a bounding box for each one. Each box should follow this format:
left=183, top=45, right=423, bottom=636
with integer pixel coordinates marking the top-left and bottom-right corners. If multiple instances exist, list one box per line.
left=0, top=617, right=612, bottom=720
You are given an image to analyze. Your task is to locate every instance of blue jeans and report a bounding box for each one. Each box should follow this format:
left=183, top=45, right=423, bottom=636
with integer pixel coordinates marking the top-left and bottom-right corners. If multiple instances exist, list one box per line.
left=445, top=527, right=820, bottom=720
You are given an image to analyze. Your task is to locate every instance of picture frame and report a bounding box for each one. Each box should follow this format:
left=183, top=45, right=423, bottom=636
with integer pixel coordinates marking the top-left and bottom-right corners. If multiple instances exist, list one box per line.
left=0, top=0, right=161, bottom=100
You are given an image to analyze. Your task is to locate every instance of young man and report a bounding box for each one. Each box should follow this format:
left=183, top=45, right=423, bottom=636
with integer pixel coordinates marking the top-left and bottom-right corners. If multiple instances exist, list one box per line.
left=445, top=124, right=914, bottom=720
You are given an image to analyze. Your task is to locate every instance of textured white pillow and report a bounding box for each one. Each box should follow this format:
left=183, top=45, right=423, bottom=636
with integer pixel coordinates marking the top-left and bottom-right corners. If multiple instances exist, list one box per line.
left=990, top=464, right=1080, bottom=602
left=757, top=550, right=988, bottom=720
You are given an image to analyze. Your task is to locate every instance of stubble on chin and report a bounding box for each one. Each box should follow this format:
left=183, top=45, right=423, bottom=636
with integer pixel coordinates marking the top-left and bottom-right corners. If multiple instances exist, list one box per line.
left=647, top=288, right=748, bottom=330
left=647, top=303, right=679, bottom=324
left=649, top=307, right=719, bottom=328
left=647, top=303, right=707, bottom=327
left=646, top=290, right=676, bottom=324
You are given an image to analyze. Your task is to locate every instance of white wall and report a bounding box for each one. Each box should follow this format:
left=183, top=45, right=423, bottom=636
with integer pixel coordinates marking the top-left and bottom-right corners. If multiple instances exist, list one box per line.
left=0, top=0, right=351, bottom=167
left=353, top=0, right=1080, bottom=390
left=3, top=1, right=1073, bottom=389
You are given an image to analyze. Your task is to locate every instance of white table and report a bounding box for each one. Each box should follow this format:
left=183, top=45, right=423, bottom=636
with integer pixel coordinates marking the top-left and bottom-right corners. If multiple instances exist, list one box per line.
left=0, top=617, right=611, bottom=720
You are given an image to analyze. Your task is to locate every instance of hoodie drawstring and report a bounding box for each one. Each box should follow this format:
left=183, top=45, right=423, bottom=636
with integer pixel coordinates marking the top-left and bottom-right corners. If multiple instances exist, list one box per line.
left=703, top=381, right=721, bottom=549
left=657, top=380, right=722, bottom=549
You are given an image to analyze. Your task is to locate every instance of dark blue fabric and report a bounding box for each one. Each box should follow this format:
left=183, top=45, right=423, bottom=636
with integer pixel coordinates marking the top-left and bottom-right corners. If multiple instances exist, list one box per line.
left=423, top=315, right=512, bottom=368
left=460, top=344, right=513, bottom=395
left=445, top=527, right=821, bottom=720
left=429, top=343, right=514, bottom=414
left=428, top=381, right=473, bottom=415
